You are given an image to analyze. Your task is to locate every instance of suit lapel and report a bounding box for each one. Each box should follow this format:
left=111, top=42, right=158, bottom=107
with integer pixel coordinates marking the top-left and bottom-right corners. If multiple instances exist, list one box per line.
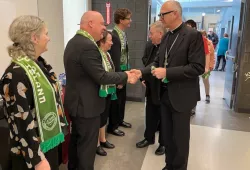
left=167, top=31, right=185, bottom=65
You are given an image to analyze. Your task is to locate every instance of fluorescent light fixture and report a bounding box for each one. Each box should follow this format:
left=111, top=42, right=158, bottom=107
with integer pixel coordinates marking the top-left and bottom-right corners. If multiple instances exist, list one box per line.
left=202, top=13, right=206, bottom=16
left=217, top=10, right=221, bottom=12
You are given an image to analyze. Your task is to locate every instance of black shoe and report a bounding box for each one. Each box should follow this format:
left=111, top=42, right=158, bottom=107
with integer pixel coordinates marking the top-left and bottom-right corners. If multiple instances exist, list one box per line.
left=205, top=95, right=210, bottom=104
left=107, top=129, right=125, bottom=136
left=155, top=145, right=165, bottom=155
left=96, top=146, right=107, bottom=156
left=120, top=121, right=132, bottom=128
left=213, top=68, right=218, bottom=71
left=100, top=140, right=115, bottom=149
left=136, top=139, right=154, bottom=148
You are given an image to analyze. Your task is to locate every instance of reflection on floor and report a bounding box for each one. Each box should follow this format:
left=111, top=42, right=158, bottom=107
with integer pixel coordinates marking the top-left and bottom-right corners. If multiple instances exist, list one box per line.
left=60, top=71, right=250, bottom=170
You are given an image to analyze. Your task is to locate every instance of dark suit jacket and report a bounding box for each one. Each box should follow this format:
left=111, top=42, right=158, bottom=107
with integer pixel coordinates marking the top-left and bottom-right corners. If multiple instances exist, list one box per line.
left=109, top=30, right=129, bottom=72
left=63, top=34, right=128, bottom=118
left=142, top=41, right=161, bottom=105
left=142, top=24, right=205, bottom=113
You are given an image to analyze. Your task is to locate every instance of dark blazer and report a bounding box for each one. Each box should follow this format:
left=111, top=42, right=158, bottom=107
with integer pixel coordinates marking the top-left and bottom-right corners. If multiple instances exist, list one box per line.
left=142, top=41, right=161, bottom=105
left=109, top=30, right=129, bottom=72
left=142, top=24, right=205, bottom=113
left=63, top=34, right=128, bottom=118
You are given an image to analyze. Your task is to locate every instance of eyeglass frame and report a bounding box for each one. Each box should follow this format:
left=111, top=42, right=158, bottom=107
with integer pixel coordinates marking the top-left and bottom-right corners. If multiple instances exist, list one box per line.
left=158, top=11, right=174, bottom=18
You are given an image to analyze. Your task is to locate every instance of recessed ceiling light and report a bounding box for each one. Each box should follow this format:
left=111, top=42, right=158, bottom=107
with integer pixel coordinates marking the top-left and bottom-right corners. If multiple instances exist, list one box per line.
left=217, top=10, right=221, bottom=12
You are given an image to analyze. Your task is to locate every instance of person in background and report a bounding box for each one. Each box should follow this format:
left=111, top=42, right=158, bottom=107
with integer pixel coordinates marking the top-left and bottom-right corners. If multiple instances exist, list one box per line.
left=0, top=15, right=68, bottom=170
left=64, top=11, right=137, bottom=170
left=185, top=19, right=209, bottom=115
left=136, top=21, right=165, bottom=155
left=200, top=30, right=215, bottom=104
left=96, top=31, right=116, bottom=156
left=108, top=8, right=133, bottom=137
left=208, top=30, right=219, bottom=49
left=214, top=33, right=229, bottom=71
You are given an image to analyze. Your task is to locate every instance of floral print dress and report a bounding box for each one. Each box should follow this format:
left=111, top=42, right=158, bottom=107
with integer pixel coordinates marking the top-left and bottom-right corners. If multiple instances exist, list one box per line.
left=0, top=56, right=67, bottom=169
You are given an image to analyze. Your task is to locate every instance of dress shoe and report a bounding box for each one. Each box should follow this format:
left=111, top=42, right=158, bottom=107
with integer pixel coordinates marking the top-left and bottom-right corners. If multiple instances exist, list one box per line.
left=136, top=139, right=154, bottom=148
left=108, top=129, right=125, bottom=136
left=120, top=121, right=132, bottom=128
left=155, top=145, right=165, bottom=155
left=96, top=146, right=107, bottom=156
left=100, top=140, right=115, bottom=149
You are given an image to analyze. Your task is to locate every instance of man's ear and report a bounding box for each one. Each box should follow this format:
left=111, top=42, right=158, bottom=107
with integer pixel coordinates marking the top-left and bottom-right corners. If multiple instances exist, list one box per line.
left=88, top=20, right=93, bottom=28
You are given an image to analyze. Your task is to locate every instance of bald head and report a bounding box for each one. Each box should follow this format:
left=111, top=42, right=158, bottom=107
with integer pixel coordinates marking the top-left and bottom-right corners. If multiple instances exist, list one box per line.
left=80, top=11, right=106, bottom=41
left=162, top=0, right=182, bottom=17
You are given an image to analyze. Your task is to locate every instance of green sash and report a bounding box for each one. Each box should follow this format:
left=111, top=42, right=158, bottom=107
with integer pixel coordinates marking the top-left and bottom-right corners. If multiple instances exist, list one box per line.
left=12, top=56, right=64, bottom=153
left=76, top=30, right=117, bottom=100
left=151, top=66, right=169, bottom=83
left=113, top=26, right=130, bottom=71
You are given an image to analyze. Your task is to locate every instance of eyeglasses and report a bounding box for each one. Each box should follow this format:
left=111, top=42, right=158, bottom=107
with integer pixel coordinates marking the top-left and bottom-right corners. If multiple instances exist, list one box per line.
left=124, top=18, right=132, bottom=20
left=158, top=11, right=174, bottom=18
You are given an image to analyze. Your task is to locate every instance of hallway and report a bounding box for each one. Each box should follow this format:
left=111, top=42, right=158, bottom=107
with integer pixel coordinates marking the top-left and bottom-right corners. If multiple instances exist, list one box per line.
left=61, top=71, right=250, bottom=170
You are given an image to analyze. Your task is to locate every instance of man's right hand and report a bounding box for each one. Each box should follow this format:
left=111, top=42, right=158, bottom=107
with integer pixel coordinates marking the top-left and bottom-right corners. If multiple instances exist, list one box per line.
left=125, top=71, right=138, bottom=84
left=130, top=69, right=142, bottom=79
left=35, top=159, right=51, bottom=170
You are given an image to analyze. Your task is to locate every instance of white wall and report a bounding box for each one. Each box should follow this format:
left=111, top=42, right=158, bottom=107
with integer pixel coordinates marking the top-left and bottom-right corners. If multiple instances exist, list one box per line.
left=185, top=13, right=220, bottom=31
left=0, top=0, right=38, bottom=75
left=63, top=0, right=90, bottom=47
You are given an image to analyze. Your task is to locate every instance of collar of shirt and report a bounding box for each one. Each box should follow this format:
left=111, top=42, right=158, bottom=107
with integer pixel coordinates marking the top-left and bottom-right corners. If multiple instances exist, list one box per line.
left=169, top=22, right=183, bottom=34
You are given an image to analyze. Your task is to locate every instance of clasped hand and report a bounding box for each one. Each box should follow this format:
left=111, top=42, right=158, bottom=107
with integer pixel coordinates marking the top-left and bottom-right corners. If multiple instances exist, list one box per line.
left=125, top=69, right=142, bottom=84
left=151, top=67, right=166, bottom=79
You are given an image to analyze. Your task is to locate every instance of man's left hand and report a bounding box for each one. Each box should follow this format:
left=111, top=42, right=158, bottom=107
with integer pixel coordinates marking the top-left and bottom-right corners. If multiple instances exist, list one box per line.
left=151, top=67, right=166, bottom=79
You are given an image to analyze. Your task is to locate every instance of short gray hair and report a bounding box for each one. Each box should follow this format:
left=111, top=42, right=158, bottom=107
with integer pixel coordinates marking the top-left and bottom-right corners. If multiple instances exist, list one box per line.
left=8, top=15, right=45, bottom=59
left=150, top=21, right=166, bottom=34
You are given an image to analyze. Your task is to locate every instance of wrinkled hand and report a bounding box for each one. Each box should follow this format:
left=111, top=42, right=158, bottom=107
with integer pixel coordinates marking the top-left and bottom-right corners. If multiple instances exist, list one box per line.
left=151, top=67, right=166, bottom=79
left=125, top=71, right=138, bottom=84
left=209, top=67, right=214, bottom=71
left=141, top=80, right=146, bottom=87
left=117, top=85, right=123, bottom=89
left=130, top=69, right=142, bottom=79
left=35, top=159, right=51, bottom=170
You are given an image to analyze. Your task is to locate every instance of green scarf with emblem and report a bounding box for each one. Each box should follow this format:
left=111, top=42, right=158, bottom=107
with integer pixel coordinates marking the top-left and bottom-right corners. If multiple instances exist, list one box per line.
left=12, top=56, right=65, bottom=153
left=76, top=30, right=117, bottom=100
left=113, top=26, right=130, bottom=71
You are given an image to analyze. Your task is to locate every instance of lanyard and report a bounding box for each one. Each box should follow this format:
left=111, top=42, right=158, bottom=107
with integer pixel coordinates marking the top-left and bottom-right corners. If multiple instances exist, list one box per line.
left=164, top=33, right=179, bottom=67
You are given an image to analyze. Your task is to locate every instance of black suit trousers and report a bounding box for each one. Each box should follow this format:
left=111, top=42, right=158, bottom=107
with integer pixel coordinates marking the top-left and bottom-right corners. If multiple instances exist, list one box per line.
left=161, top=88, right=190, bottom=170
left=108, top=85, right=127, bottom=131
left=68, top=116, right=100, bottom=170
left=144, top=94, right=163, bottom=144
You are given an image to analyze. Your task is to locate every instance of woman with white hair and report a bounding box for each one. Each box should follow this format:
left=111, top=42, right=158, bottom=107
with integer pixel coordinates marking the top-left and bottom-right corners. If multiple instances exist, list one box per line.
left=0, top=15, right=67, bottom=170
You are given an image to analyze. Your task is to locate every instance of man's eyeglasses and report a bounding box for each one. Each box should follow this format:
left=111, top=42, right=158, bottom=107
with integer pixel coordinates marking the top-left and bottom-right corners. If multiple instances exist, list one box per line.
left=124, top=17, right=132, bottom=20
left=158, top=11, right=174, bottom=18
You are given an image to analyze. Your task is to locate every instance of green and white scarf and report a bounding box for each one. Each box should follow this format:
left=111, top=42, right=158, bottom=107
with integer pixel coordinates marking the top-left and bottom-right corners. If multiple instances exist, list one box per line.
left=113, top=26, right=130, bottom=71
left=12, top=56, right=65, bottom=153
left=76, top=30, right=117, bottom=100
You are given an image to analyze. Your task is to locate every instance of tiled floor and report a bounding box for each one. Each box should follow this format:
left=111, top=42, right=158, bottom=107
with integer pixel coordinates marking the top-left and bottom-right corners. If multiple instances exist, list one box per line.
left=60, top=71, right=250, bottom=170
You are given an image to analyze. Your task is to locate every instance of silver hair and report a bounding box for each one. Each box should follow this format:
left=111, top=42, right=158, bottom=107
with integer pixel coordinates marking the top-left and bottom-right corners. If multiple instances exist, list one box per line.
left=7, top=15, right=45, bottom=59
left=150, top=21, right=167, bottom=34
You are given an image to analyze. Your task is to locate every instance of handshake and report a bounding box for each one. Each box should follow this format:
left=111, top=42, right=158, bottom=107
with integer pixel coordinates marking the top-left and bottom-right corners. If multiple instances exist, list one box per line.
left=125, top=69, right=142, bottom=84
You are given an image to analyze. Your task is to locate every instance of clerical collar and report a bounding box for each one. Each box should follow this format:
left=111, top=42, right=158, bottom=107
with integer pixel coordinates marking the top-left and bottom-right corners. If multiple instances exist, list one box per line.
left=169, top=23, right=183, bottom=34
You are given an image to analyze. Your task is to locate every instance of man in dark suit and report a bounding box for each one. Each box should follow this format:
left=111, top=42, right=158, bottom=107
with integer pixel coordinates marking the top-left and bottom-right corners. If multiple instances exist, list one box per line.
left=107, top=8, right=133, bottom=136
left=63, top=11, right=137, bottom=170
left=136, top=21, right=166, bottom=156
left=131, top=1, right=205, bottom=170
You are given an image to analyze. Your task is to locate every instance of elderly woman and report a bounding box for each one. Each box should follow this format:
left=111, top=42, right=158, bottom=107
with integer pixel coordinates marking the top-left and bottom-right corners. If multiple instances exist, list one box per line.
left=200, top=30, right=215, bottom=104
left=0, top=15, right=67, bottom=170
left=95, top=31, right=116, bottom=156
